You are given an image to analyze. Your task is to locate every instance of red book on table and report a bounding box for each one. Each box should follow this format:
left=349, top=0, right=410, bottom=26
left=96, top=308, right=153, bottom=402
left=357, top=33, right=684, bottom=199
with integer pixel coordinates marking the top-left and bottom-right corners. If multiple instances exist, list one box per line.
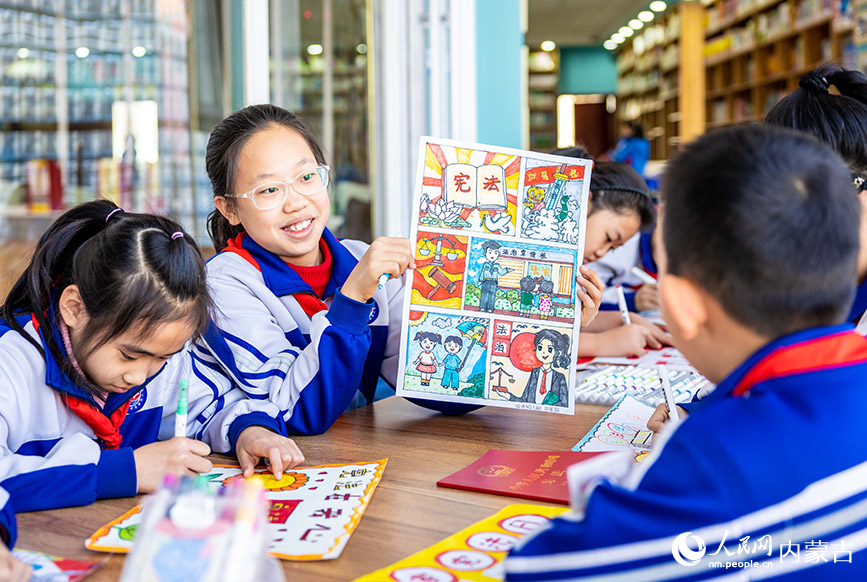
left=437, top=449, right=604, bottom=505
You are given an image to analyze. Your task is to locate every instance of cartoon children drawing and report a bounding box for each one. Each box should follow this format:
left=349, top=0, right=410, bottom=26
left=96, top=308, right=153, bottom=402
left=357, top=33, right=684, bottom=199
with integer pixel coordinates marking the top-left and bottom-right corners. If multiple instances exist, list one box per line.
left=510, top=329, right=570, bottom=407
left=478, top=241, right=512, bottom=312
left=441, top=335, right=464, bottom=390
left=519, top=276, right=537, bottom=317
left=413, top=331, right=442, bottom=386
left=536, top=279, right=555, bottom=320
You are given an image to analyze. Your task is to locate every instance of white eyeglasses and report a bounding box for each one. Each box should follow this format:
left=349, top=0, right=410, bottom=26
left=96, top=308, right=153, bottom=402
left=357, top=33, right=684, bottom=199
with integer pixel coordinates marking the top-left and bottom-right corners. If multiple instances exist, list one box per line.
left=225, top=165, right=330, bottom=210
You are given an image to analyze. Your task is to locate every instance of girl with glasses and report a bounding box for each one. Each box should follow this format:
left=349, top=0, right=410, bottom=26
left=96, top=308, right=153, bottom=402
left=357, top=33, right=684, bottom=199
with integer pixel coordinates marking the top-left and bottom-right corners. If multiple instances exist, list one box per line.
left=202, top=105, right=478, bottom=435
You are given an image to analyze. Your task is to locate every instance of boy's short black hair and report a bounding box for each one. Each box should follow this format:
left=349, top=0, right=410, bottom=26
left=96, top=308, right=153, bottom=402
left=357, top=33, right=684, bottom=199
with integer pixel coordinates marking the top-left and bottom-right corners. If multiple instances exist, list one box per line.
left=661, top=124, right=859, bottom=338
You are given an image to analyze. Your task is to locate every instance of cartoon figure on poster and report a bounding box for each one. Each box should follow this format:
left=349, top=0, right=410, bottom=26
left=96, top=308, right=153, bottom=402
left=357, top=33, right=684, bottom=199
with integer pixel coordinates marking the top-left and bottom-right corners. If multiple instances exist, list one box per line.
left=521, top=160, right=586, bottom=244
left=464, top=237, right=579, bottom=324
left=404, top=311, right=488, bottom=397
left=411, top=231, right=468, bottom=309
left=418, top=143, right=520, bottom=235
left=490, top=321, right=572, bottom=408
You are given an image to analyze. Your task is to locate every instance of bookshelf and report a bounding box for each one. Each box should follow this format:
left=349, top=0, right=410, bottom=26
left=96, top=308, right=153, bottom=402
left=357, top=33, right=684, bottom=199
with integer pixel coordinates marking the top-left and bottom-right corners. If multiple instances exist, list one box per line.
left=528, top=49, right=559, bottom=152
left=703, top=0, right=858, bottom=128
left=616, top=7, right=686, bottom=160
left=0, top=0, right=198, bottom=234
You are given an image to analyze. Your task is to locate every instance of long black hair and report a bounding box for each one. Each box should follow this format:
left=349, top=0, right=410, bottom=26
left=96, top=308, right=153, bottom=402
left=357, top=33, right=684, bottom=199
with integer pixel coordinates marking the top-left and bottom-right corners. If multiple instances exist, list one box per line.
left=2, top=200, right=211, bottom=394
left=765, top=64, right=867, bottom=176
left=534, top=329, right=571, bottom=369
left=205, top=104, right=328, bottom=250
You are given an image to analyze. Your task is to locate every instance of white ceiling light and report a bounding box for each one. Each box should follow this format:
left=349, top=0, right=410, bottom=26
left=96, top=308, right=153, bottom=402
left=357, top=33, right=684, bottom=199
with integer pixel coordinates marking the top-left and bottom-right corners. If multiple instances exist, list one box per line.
left=629, top=19, right=643, bottom=30
left=611, top=33, right=625, bottom=43
left=638, top=10, right=654, bottom=22
left=603, top=40, right=618, bottom=50
left=650, top=1, right=667, bottom=12
left=541, top=40, right=557, bottom=52
left=619, top=26, right=634, bottom=37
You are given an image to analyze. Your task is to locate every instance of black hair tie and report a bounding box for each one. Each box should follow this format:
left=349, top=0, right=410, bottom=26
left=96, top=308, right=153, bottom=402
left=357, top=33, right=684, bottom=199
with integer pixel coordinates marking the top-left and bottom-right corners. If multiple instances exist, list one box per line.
left=799, top=72, right=830, bottom=94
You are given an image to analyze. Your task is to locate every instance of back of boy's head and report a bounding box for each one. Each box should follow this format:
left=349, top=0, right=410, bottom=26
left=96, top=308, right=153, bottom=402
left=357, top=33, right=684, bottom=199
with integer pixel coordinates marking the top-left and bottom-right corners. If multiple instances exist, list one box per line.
left=765, top=64, right=867, bottom=176
left=590, top=162, right=656, bottom=229
left=2, top=200, right=211, bottom=390
left=205, top=104, right=328, bottom=251
left=661, top=124, right=859, bottom=338
left=550, top=145, right=593, bottom=161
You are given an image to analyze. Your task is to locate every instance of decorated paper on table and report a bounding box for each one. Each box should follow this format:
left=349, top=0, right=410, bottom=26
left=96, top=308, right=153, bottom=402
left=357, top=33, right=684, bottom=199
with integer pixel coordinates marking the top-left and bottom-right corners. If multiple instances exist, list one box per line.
left=586, top=347, right=699, bottom=372
left=573, top=395, right=656, bottom=458
left=12, top=550, right=103, bottom=581
left=86, top=461, right=386, bottom=561
left=397, top=137, right=593, bottom=415
left=352, top=503, right=568, bottom=582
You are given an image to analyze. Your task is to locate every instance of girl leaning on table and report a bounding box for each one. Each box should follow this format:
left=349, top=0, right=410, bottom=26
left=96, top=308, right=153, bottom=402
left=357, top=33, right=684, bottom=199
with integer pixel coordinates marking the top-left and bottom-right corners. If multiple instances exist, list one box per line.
left=0, top=200, right=303, bottom=516
left=197, top=104, right=607, bottom=435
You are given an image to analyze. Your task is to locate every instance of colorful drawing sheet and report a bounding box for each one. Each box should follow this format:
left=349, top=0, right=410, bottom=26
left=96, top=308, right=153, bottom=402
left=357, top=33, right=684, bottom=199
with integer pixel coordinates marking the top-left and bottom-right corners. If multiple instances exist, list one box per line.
left=86, top=461, right=386, bottom=561
left=12, top=550, right=103, bottom=581
left=397, top=137, right=593, bottom=414
left=352, top=503, right=567, bottom=582
left=573, top=395, right=656, bottom=458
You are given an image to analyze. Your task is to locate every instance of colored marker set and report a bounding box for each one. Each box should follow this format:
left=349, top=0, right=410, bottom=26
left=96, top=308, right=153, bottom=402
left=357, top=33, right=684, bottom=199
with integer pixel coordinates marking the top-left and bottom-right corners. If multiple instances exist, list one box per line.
left=576, top=365, right=712, bottom=406
left=119, top=474, right=275, bottom=582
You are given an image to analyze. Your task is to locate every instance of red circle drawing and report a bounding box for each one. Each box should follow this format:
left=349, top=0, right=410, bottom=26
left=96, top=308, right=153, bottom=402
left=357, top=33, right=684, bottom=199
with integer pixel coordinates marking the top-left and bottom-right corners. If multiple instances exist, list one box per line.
left=409, top=310, right=425, bottom=321
left=509, top=332, right=542, bottom=371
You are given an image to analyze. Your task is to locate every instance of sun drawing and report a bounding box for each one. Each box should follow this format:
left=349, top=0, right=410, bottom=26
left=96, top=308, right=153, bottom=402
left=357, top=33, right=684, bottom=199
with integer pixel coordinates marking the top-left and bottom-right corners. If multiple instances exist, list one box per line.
left=221, top=471, right=309, bottom=491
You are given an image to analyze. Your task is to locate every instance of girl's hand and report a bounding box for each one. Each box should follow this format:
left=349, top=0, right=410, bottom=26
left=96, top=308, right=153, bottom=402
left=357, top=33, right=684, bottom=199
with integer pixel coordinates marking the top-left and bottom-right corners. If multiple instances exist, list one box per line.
left=0, top=544, right=31, bottom=582
left=596, top=324, right=662, bottom=357
left=235, top=426, right=305, bottom=479
left=134, top=438, right=213, bottom=493
left=628, top=313, right=673, bottom=347
left=634, top=283, right=660, bottom=311
left=342, top=237, right=415, bottom=303
left=647, top=403, right=688, bottom=433
left=577, top=266, right=604, bottom=327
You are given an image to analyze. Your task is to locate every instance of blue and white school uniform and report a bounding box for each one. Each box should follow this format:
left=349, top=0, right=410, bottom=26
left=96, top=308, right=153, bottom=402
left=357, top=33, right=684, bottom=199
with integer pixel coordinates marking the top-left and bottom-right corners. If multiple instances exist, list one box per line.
left=199, top=230, right=475, bottom=436
left=0, top=315, right=285, bottom=513
left=589, top=230, right=656, bottom=312
left=505, top=325, right=867, bottom=580
left=0, top=488, right=15, bottom=548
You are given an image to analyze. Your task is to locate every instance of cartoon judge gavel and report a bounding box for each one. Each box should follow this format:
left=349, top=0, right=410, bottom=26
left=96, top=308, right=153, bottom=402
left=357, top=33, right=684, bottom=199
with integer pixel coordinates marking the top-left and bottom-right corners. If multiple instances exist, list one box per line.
left=426, top=267, right=458, bottom=299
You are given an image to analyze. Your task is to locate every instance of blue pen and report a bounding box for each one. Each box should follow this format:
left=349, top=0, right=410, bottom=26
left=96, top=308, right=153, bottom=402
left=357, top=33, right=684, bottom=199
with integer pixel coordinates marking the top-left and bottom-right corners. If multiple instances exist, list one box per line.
left=378, top=273, right=389, bottom=290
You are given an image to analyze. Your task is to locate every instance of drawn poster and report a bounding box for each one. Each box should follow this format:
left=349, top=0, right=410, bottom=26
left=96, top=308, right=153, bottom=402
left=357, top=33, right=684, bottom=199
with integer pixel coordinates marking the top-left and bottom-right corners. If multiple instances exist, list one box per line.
left=86, top=461, right=386, bottom=561
left=352, top=504, right=567, bottom=582
left=573, top=395, right=655, bottom=456
left=12, top=550, right=103, bottom=582
left=398, top=137, right=593, bottom=414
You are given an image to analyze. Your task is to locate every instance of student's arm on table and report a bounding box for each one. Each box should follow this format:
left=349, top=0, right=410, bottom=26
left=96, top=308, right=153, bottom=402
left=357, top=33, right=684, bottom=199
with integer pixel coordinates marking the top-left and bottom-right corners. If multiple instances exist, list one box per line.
left=156, top=353, right=304, bottom=485
left=380, top=272, right=482, bottom=416
left=578, top=325, right=668, bottom=358
left=200, top=264, right=375, bottom=435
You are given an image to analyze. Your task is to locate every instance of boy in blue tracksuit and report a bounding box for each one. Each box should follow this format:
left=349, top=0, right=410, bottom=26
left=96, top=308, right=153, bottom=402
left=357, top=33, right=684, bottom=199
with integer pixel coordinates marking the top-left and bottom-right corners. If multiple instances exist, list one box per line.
left=505, top=125, right=867, bottom=580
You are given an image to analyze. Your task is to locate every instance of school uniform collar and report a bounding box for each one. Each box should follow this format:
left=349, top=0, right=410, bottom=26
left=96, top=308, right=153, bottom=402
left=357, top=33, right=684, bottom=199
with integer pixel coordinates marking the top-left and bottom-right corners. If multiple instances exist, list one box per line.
left=706, top=324, right=867, bottom=401
left=238, top=228, right=358, bottom=298
left=34, top=312, right=158, bottom=417
left=639, top=230, right=657, bottom=275
left=847, top=279, right=867, bottom=322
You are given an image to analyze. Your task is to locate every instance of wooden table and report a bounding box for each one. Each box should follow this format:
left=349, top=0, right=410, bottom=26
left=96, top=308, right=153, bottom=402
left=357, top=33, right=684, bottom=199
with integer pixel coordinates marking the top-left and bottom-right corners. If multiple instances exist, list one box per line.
left=16, top=397, right=609, bottom=581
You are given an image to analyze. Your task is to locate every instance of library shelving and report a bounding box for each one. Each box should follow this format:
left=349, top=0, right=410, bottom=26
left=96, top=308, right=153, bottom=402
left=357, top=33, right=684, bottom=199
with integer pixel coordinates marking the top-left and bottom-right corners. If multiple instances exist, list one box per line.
left=616, top=6, right=684, bottom=159
left=703, top=0, right=858, bottom=128
left=528, top=49, right=560, bottom=152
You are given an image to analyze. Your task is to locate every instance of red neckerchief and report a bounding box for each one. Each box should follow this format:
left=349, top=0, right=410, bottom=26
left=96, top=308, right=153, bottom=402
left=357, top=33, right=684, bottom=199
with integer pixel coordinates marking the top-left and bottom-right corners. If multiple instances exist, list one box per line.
left=31, top=314, right=130, bottom=449
left=223, top=234, right=331, bottom=318
left=732, top=330, right=867, bottom=397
